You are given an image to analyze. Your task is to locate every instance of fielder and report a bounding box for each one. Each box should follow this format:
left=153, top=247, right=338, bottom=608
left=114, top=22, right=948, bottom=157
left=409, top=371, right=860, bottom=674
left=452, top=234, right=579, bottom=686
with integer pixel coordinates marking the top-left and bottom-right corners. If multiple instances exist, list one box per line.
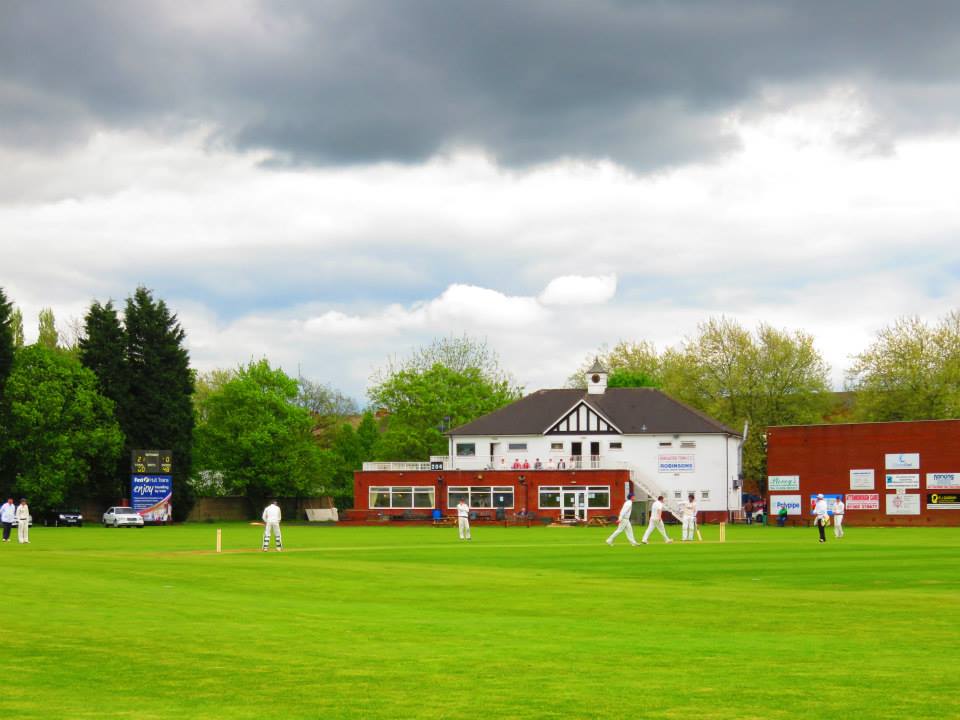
left=641, top=495, right=673, bottom=544
left=15, top=498, right=30, bottom=544
left=605, top=493, right=639, bottom=546
left=833, top=496, right=845, bottom=538
left=680, top=493, right=698, bottom=542
left=456, top=499, right=471, bottom=540
left=813, top=493, right=829, bottom=543
left=261, top=500, right=282, bottom=552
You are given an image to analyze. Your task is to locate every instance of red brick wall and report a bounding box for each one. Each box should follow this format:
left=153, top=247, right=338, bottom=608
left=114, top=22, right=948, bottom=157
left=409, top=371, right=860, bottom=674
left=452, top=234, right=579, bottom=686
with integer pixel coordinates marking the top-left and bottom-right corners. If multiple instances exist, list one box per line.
left=766, top=420, right=960, bottom=526
left=353, top=469, right=633, bottom=520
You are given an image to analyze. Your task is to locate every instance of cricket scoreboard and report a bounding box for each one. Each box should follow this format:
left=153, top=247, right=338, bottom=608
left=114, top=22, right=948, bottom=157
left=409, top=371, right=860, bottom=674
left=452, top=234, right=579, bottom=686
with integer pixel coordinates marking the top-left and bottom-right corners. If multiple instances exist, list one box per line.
left=131, top=449, right=173, bottom=523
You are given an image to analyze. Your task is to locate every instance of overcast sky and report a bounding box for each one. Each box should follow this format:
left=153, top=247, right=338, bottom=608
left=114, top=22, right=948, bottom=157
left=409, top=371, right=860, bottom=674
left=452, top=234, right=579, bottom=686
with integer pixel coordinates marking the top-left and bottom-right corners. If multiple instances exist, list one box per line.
left=3, top=0, right=960, bottom=400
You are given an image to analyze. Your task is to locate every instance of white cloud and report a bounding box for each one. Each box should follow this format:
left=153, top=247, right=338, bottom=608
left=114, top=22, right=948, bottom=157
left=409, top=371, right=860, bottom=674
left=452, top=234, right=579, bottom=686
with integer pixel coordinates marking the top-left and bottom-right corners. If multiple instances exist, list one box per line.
left=539, top=274, right=617, bottom=306
left=3, top=89, right=960, bottom=399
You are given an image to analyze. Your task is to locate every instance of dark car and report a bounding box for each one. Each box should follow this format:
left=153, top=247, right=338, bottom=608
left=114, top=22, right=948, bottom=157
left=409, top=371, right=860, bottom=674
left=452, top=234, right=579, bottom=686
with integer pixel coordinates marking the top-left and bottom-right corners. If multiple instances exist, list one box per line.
left=43, top=509, right=83, bottom=527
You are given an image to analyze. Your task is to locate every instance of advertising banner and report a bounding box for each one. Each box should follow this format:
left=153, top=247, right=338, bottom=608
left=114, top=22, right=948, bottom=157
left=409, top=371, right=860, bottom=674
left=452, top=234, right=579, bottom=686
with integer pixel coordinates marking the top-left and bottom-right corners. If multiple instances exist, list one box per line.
left=809, top=494, right=843, bottom=515
left=927, top=473, right=960, bottom=490
left=886, top=493, right=920, bottom=515
left=927, top=493, right=960, bottom=509
left=131, top=475, right=173, bottom=522
left=658, top=454, right=695, bottom=473
left=845, top=493, right=879, bottom=510
left=768, top=475, right=800, bottom=491
left=885, top=453, right=920, bottom=470
left=885, top=473, right=920, bottom=490
left=770, top=495, right=802, bottom=515
left=849, top=469, right=875, bottom=490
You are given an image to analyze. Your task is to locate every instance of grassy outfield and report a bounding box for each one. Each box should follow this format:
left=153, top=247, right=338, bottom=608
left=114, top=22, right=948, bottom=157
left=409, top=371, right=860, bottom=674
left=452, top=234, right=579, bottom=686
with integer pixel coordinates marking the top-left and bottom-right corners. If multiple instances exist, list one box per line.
left=4, top=523, right=959, bottom=720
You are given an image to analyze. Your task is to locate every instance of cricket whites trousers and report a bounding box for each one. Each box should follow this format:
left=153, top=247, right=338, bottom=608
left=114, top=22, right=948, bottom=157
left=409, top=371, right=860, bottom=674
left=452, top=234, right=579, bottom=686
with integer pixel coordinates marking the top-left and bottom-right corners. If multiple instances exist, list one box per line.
left=682, top=517, right=696, bottom=541
left=642, top=519, right=671, bottom=543
left=262, top=522, right=282, bottom=551
left=18, top=520, right=29, bottom=543
left=606, top=520, right=638, bottom=546
left=834, top=515, right=844, bottom=538
left=458, top=517, right=471, bottom=540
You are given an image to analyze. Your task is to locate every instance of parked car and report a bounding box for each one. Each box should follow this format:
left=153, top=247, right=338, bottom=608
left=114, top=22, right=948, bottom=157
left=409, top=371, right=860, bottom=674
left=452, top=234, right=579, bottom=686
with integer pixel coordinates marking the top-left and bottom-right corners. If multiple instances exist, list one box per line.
left=43, top=509, right=83, bottom=527
left=102, top=507, right=144, bottom=528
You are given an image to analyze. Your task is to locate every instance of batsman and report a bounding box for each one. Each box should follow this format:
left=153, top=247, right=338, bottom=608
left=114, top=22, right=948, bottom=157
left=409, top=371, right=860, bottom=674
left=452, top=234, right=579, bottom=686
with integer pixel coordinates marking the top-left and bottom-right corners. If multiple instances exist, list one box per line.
left=681, top=492, right=700, bottom=542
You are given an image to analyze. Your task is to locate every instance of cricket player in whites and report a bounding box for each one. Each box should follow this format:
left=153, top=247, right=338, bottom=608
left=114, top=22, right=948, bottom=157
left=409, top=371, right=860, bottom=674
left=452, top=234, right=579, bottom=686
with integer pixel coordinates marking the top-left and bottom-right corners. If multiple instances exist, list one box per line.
left=681, top=493, right=698, bottom=542
left=262, top=500, right=282, bottom=552
left=456, top=499, right=471, bottom=540
left=642, top=495, right=673, bottom=544
left=606, top=493, right=639, bottom=546
left=832, top=496, right=845, bottom=538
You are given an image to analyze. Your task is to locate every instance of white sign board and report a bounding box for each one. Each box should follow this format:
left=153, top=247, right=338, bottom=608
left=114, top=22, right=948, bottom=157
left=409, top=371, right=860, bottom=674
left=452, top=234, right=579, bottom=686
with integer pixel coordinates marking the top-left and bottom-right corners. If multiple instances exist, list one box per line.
left=658, top=454, right=695, bottom=473
left=927, top=473, right=960, bottom=490
left=770, top=495, right=802, bottom=515
left=886, top=493, right=921, bottom=515
left=885, top=473, right=920, bottom=490
left=846, top=493, right=879, bottom=510
left=768, top=475, right=800, bottom=491
left=849, top=469, right=875, bottom=490
left=885, top=453, right=920, bottom=470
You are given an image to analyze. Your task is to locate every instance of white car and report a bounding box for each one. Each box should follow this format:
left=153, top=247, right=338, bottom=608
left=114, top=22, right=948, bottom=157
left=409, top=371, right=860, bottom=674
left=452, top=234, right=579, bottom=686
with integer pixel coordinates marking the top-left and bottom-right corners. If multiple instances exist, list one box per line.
left=102, top=507, right=145, bottom=528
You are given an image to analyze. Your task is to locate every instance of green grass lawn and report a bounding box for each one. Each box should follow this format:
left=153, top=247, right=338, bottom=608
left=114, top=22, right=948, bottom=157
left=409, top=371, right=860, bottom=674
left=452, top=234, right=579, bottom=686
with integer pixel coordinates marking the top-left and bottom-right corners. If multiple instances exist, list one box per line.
left=4, top=522, right=959, bottom=719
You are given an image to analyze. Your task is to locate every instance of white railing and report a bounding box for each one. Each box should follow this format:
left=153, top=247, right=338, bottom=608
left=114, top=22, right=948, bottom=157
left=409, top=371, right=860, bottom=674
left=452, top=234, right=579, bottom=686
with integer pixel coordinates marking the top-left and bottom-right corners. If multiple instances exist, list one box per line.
left=628, top=468, right=685, bottom=522
left=446, top=454, right=613, bottom=471
left=361, top=461, right=434, bottom=471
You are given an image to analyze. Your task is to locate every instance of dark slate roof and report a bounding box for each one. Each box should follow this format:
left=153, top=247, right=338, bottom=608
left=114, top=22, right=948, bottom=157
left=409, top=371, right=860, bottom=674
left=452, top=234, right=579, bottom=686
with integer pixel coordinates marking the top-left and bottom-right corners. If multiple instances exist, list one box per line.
left=448, top=388, right=739, bottom=436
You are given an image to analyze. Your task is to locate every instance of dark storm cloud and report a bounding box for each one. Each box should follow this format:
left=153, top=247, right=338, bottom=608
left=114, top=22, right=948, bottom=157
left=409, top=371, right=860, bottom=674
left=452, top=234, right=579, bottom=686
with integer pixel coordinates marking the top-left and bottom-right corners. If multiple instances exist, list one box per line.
left=3, top=0, right=960, bottom=169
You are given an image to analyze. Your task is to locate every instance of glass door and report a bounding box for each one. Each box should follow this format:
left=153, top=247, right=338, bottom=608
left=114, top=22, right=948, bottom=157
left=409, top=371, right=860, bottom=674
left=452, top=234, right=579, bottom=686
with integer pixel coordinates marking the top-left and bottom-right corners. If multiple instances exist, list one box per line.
left=561, top=489, right=588, bottom=521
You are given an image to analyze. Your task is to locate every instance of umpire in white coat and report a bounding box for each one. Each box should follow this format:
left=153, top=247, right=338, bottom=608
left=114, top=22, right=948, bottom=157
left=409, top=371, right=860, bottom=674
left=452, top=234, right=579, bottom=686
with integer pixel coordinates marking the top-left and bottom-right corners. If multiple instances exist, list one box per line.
left=606, top=493, right=639, bottom=546
left=262, top=500, right=283, bottom=551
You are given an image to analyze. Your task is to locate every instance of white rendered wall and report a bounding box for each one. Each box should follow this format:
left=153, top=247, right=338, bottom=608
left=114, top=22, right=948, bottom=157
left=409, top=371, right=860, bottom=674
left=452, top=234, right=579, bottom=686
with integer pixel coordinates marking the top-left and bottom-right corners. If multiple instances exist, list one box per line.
left=448, top=433, right=739, bottom=512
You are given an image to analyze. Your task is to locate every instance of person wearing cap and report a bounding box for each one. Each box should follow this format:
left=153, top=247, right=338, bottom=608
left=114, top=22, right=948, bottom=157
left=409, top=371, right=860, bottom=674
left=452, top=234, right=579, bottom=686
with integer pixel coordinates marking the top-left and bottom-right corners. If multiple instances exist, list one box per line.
left=832, top=496, right=845, bottom=538
left=606, top=493, right=639, bottom=546
left=261, top=500, right=282, bottom=552
left=680, top=493, right=698, bottom=542
left=0, top=497, right=15, bottom=542
left=15, top=498, right=30, bottom=544
left=813, top=493, right=829, bottom=543
left=642, top=495, right=673, bottom=544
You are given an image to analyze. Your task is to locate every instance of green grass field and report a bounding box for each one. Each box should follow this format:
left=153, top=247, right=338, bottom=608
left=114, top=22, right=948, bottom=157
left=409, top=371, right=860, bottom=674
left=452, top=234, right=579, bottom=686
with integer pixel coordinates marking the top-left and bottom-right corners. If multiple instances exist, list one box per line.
left=4, top=522, right=959, bottom=719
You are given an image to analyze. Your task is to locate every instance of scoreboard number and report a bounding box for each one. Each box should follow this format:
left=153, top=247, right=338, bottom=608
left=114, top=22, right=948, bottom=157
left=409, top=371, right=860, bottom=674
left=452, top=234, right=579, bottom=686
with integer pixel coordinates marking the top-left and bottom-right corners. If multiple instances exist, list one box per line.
left=131, top=449, right=173, bottom=474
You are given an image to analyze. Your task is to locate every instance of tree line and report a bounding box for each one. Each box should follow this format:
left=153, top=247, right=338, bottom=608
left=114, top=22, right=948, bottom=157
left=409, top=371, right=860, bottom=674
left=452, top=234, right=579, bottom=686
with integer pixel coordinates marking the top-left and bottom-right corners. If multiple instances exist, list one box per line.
left=3, top=282, right=959, bottom=511
left=569, top=313, right=960, bottom=492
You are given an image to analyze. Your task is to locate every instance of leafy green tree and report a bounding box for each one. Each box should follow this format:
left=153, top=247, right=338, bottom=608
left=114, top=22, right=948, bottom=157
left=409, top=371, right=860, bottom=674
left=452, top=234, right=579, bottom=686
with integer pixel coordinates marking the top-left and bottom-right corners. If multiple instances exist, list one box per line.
left=295, top=377, right=359, bottom=440
left=372, top=334, right=517, bottom=387
left=0, top=288, right=14, bottom=391
left=369, top=363, right=521, bottom=460
left=121, top=287, right=196, bottom=520
left=607, top=368, right=661, bottom=388
left=10, top=307, right=24, bottom=348
left=356, top=410, right=380, bottom=459
left=661, top=318, right=833, bottom=491
left=37, top=307, right=60, bottom=349
left=0, top=345, right=123, bottom=510
left=194, top=359, right=324, bottom=510
left=847, top=312, right=960, bottom=421
left=78, top=300, right=130, bottom=502
left=568, top=340, right=661, bottom=388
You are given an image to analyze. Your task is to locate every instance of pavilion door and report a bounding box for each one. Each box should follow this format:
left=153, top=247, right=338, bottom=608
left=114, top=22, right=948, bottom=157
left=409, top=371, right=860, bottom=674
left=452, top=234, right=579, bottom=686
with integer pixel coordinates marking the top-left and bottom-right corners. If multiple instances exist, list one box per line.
left=590, top=441, right=600, bottom=468
left=571, top=442, right=582, bottom=468
left=561, top=489, right=587, bottom=522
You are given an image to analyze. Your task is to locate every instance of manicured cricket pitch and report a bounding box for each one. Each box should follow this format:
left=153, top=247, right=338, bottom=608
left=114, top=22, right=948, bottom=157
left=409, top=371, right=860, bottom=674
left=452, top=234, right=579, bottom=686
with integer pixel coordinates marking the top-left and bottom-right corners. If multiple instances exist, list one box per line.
left=5, top=524, right=959, bottom=719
